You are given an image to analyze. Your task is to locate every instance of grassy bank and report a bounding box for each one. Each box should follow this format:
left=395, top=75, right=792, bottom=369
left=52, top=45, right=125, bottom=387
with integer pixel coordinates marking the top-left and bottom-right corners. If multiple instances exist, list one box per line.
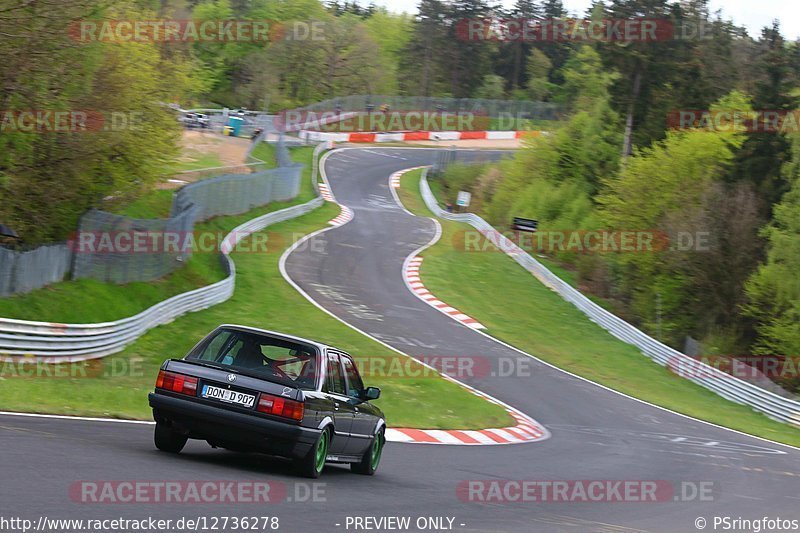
left=0, top=147, right=513, bottom=430
left=398, top=168, right=800, bottom=447
left=0, top=144, right=307, bottom=323
left=0, top=199, right=513, bottom=429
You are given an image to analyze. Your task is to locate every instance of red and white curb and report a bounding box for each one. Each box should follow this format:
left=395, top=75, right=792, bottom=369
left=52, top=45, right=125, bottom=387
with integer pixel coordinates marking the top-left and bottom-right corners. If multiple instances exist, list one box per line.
left=387, top=417, right=546, bottom=445
left=318, top=182, right=334, bottom=202
left=405, top=256, right=485, bottom=330
left=302, top=130, right=543, bottom=143
left=317, top=182, right=354, bottom=227
left=328, top=205, right=353, bottom=226
left=390, top=166, right=485, bottom=329
left=386, top=386, right=546, bottom=445
left=290, top=153, right=546, bottom=446
left=390, top=166, right=426, bottom=188
left=384, top=163, right=546, bottom=445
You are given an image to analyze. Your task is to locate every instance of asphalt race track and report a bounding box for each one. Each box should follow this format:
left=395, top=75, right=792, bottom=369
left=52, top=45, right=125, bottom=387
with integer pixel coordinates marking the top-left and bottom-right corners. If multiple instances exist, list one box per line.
left=2, top=147, right=799, bottom=533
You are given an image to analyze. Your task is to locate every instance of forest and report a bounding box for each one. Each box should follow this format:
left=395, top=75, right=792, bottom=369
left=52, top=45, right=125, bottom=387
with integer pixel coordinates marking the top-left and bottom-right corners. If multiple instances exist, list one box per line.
left=0, top=0, right=798, bottom=363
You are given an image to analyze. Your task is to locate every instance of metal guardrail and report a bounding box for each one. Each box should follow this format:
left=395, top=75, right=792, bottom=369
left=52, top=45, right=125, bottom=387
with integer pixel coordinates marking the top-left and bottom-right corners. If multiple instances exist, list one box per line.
left=0, top=144, right=330, bottom=363
left=419, top=169, right=800, bottom=428
left=311, top=141, right=333, bottom=194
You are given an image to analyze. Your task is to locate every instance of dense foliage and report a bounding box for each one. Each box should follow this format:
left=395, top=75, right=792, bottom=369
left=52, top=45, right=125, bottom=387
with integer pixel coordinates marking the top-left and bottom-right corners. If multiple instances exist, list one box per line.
left=428, top=1, right=799, bottom=357
left=1, top=0, right=799, bottom=362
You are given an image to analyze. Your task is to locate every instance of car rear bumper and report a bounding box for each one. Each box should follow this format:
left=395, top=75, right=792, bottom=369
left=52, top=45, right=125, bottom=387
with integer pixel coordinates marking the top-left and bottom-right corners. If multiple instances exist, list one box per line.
left=149, top=392, right=319, bottom=459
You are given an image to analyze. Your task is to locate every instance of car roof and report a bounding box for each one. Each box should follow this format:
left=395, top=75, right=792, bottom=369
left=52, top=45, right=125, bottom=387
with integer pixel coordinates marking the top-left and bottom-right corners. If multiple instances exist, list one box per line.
left=216, top=324, right=334, bottom=352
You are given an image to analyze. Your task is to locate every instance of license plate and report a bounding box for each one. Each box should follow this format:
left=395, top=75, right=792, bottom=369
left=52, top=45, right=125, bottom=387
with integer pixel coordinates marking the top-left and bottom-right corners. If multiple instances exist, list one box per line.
left=202, top=385, right=255, bottom=408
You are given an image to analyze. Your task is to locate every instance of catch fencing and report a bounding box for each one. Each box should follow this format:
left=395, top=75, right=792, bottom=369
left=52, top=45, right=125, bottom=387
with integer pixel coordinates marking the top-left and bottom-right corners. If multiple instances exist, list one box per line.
left=0, top=245, right=72, bottom=298
left=429, top=147, right=514, bottom=174
left=1, top=139, right=302, bottom=291
left=291, top=95, right=560, bottom=122
left=0, top=142, right=328, bottom=362
left=419, top=169, right=800, bottom=428
left=0, top=198, right=323, bottom=362
left=169, top=165, right=301, bottom=223
left=71, top=207, right=197, bottom=285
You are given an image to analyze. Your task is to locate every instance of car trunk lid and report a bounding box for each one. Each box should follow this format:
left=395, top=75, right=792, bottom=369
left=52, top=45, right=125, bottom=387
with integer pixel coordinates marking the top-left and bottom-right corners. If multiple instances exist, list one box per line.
left=166, top=359, right=305, bottom=402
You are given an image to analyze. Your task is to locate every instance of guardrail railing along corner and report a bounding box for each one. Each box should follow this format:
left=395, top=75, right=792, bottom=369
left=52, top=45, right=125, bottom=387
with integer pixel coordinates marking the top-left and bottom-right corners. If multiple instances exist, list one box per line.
left=0, top=141, right=332, bottom=364
left=418, top=168, right=800, bottom=429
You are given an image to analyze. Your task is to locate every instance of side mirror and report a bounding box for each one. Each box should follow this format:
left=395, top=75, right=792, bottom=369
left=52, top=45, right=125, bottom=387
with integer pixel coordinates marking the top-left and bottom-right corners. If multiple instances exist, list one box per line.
left=364, top=387, right=381, bottom=401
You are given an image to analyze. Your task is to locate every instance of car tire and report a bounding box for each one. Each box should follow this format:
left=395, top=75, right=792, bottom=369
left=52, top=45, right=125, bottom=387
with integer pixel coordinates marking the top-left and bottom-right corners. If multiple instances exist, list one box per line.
left=295, top=427, right=331, bottom=479
left=154, top=422, right=187, bottom=454
left=351, top=429, right=385, bottom=475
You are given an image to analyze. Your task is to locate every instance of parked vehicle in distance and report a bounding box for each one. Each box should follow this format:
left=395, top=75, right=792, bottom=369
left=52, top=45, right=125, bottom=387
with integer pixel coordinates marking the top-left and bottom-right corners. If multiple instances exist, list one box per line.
left=180, top=112, right=209, bottom=129
left=148, top=325, right=386, bottom=478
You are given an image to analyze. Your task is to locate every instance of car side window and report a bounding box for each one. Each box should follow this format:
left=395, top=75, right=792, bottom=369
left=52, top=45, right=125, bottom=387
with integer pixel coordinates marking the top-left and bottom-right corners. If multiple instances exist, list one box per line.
left=341, top=355, right=365, bottom=399
left=195, top=330, right=234, bottom=362
left=326, top=353, right=346, bottom=396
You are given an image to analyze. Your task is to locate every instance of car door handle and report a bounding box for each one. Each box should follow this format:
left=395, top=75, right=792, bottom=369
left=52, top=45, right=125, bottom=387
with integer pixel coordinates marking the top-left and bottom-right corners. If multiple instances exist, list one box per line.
left=354, top=407, right=359, bottom=412
left=334, top=402, right=339, bottom=411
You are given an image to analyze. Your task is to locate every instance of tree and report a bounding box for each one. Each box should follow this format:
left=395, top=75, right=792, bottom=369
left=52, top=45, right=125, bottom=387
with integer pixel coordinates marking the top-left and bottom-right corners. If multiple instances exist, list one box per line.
left=537, top=0, right=572, bottom=84
left=494, top=0, right=541, bottom=92
left=318, top=15, right=394, bottom=96
left=0, top=0, right=187, bottom=244
left=400, top=0, right=449, bottom=96
left=485, top=47, right=622, bottom=226
left=525, top=49, right=554, bottom=101
left=728, top=22, right=798, bottom=214
left=668, top=181, right=765, bottom=347
left=596, top=0, right=732, bottom=157
left=475, top=74, right=506, bottom=99
left=363, top=9, right=413, bottom=95
left=744, top=130, right=800, bottom=355
left=442, top=0, right=494, bottom=98
left=597, top=113, right=747, bottom=345
left=557, top=45, right=618, bottom=112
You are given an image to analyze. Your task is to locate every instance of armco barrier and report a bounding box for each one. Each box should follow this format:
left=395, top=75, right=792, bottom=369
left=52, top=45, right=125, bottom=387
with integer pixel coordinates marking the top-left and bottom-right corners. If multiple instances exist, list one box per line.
left=419, top=169, right=800, bottom=428
left=311, top=141, right=333, bottom=194
left=0, top=144, right=329, bottom=363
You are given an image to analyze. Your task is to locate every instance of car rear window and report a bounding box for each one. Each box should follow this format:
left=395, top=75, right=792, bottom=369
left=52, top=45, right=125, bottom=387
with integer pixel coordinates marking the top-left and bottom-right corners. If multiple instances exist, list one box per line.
left=187, top=328, right=319, bottom=390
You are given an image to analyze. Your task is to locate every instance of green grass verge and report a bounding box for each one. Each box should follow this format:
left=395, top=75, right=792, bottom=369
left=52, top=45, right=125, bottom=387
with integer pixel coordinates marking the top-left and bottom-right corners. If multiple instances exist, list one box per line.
left=0, top=199, right=513, bottom=429
left=430, top=177, right=619, bottom=316
left=0, top=146, right=513, bottom=430
left=115, top=144, right=281, bottom=220
left=250, top=141, right=279, bottom=167
left=170, top=152, right=223, bottom=172
left=399, top=169, right=800, bottom=447
left=0, top=145, right=310, bottom=323
left=114, top=189, right=174, bottom=219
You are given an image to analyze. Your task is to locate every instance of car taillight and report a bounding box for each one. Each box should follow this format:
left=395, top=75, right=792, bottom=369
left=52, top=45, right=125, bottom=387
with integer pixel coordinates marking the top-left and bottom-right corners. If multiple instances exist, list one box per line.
left=155, top=370, right=198, bottom=396
left=257, top=393, right=304, bottom=421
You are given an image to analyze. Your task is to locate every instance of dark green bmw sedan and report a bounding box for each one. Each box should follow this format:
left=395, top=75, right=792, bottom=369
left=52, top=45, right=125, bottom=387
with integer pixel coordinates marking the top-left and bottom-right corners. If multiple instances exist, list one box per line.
left=148, top=324, right=386, bottom=478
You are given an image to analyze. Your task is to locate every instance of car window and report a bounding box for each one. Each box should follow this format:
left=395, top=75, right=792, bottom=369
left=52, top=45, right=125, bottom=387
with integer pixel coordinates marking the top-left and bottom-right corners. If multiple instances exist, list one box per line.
left=195, top=330, right=235, bottom=362
left=341, top=355, right=365, bottom=399
left=261, top=345, right=298, bottom=360
left=326, top=353, right=346, bottom=395
left=187, top=328, right=319, bottom=390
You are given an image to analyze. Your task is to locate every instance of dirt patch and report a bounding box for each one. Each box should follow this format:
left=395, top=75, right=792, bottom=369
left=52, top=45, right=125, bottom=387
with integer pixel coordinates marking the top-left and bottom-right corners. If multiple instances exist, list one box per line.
left=159, top=130, right=255, bottom=189
left=180, top=129, right=251, bottom=166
